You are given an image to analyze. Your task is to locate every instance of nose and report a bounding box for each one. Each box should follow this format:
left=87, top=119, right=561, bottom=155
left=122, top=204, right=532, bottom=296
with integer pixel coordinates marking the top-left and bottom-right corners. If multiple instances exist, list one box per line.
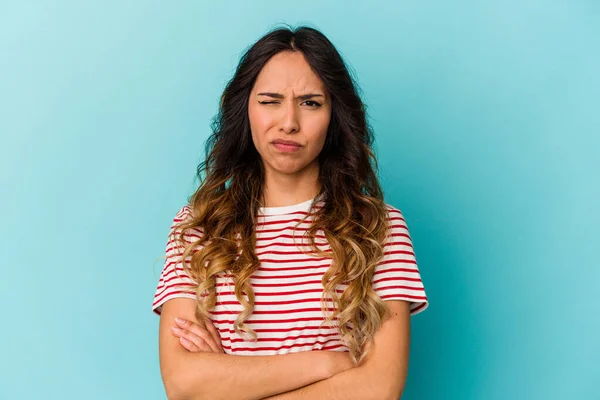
left=280, top=101, right=299, bottom=134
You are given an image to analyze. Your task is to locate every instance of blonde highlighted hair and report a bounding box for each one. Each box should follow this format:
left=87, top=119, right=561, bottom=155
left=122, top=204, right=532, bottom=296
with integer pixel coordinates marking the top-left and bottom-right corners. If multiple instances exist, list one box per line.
left=171, top=25, right=395, bottom=365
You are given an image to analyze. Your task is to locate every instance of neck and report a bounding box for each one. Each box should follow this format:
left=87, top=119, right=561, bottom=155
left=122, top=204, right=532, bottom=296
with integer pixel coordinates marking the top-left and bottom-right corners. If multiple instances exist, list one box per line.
left=262, top=164, right=322, bottom=207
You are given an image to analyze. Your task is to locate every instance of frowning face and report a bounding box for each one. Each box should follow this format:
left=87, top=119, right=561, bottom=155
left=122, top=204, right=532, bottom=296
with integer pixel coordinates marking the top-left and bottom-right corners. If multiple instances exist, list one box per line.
left=248, top=51, right=332, bottom=179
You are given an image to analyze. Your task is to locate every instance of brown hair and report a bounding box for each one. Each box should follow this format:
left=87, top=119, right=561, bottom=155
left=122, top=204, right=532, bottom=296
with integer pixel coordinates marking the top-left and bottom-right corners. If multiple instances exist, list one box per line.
left=172, top=25, right=393, bottom=365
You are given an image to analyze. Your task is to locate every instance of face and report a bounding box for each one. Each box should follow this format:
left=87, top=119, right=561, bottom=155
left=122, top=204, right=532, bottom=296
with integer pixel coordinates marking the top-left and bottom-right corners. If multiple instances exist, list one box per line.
left=248, top=51, right=332, bottom=179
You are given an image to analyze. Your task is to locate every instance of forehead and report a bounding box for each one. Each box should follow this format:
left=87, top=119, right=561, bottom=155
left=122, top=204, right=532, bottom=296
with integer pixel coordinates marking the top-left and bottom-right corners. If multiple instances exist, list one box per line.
left=253, top=51, right=326, bottom=93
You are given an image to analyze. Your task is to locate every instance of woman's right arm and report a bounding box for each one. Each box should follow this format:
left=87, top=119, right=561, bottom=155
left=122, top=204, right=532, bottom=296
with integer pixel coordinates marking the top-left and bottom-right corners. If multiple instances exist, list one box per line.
left=159, top=298, right=353, bottom=400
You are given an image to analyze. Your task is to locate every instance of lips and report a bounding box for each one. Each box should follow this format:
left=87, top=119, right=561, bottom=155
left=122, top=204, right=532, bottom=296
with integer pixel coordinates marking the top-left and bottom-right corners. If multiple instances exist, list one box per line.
left=272, top=139, right=301, bottom=147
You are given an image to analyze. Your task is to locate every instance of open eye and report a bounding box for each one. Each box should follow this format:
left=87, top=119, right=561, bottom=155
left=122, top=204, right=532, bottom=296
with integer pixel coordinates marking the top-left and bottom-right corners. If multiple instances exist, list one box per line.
left=302, top=100, right=322, bottom=108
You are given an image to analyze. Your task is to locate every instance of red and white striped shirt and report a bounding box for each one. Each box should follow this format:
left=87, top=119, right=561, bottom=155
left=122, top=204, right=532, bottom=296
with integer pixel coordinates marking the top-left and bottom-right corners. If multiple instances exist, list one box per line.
left=152, top=196, right=429, bottom=355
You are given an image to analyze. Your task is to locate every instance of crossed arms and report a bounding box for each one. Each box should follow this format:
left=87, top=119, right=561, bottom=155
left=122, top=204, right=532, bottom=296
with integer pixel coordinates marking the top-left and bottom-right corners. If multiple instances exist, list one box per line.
left=158, top=298, right=411, bottom=400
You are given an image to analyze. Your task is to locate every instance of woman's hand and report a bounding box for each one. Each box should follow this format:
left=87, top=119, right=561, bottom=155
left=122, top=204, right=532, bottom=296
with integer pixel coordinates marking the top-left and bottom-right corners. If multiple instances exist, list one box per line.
left=171, top=315, right=225, bottom=353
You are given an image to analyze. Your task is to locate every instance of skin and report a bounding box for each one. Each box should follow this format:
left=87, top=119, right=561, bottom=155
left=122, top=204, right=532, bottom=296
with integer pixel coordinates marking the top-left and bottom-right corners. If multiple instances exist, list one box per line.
left=247, top=50, right=332, bottom=207
left=172, top=50, right=335, bottom=353
left=168, top=51, right=411, bottom=400
left=171, top=316, right=224, bottom=353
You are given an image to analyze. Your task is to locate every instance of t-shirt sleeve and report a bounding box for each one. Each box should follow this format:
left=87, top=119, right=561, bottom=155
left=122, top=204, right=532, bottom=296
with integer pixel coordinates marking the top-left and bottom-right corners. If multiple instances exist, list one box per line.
left=372, top=205, right=429, bottom=316
left=152, top=205, right=202, bottom=315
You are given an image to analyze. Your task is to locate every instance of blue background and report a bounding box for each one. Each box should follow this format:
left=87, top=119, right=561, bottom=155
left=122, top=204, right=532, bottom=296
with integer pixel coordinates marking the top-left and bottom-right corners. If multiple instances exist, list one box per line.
left=1, top=1, right=598, bottom=399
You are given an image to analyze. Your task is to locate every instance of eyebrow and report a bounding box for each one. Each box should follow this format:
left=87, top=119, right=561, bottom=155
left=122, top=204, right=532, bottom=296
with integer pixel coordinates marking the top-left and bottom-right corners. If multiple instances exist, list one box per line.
left=257, top=92, right=325, bottom=100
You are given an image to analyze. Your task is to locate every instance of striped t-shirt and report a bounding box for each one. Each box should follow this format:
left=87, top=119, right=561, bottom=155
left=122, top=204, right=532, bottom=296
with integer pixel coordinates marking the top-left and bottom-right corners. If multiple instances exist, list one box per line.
left=152, top=196, right=429, bottom=355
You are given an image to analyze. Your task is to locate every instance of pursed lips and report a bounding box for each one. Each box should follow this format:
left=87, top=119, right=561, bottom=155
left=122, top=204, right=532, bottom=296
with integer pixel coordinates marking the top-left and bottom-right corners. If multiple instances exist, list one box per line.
left=272, top=140, right=301, bottom=147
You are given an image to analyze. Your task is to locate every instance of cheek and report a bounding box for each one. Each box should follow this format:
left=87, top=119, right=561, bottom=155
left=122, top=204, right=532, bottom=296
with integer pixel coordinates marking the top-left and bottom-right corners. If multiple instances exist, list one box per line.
left=249, top=106, right=271, bottom=153
left=307, top=113, right=330, bottom=150
left=249, top=106, right=273, bottom=137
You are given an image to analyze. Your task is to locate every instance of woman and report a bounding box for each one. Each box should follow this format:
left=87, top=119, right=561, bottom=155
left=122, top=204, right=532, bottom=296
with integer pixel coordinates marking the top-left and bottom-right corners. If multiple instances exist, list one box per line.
left=152, top=25, right=429, bottom=400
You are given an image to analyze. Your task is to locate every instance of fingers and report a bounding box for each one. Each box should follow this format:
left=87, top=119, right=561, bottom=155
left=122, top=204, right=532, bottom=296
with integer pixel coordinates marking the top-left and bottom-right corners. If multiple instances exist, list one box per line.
left=172, top=325, right=213, bottom=352
left=203, top=318, right=224, bottom=352
left=192, top=315, right=224, bottom=353
left=178, top=335, right=210, bottom=352
left=173, top=318, right=223, bottom=353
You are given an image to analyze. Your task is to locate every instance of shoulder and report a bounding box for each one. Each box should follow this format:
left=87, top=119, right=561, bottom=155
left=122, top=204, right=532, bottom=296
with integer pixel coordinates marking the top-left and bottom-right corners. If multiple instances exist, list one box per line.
left=168, top=204, right=204, bottom=239
left=173, top=204, right=194, bottom=223
left=383, top=203, right=406, bottom=221
left=381, top=202, right=413, bottom=240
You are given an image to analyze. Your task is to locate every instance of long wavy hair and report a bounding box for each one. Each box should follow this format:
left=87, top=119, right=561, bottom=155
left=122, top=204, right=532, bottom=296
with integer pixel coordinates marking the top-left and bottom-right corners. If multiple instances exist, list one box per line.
left=171, top=25, right=393, bottom=365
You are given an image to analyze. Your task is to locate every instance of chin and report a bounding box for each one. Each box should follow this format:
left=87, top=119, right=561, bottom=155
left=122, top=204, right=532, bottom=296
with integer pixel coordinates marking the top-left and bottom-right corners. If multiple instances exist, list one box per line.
left=273, top=167, right=305, bottom=175
left=268, top=162, right=307, bottom=175
left=265, top=157, right=317, bottom=175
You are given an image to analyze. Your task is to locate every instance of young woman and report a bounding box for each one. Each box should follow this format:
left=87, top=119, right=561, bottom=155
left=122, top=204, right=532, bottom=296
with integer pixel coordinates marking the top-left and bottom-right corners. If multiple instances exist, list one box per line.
left=152, top=25, right=429, bottom=400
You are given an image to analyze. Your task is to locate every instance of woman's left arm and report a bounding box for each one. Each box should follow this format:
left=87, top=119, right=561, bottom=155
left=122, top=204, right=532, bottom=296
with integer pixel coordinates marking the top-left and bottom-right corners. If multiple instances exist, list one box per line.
left=262, top=300, right=411, bottom=400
